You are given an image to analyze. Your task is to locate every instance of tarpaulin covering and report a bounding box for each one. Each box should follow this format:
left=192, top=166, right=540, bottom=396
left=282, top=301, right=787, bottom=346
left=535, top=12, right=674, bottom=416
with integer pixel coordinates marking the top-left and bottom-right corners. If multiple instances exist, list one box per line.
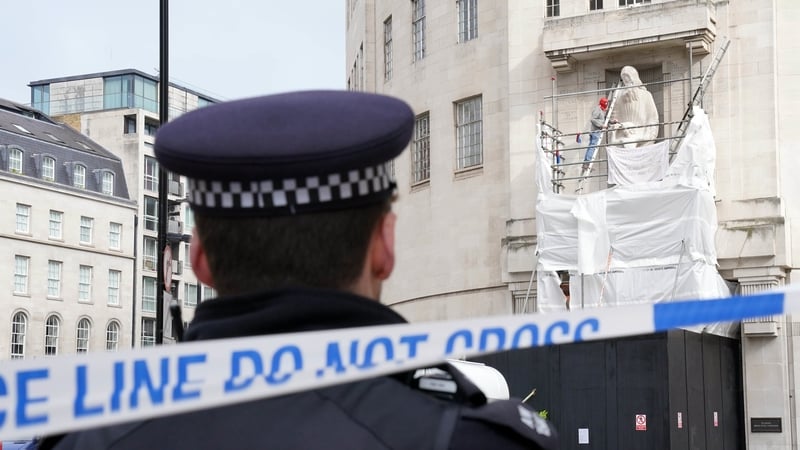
left=534, top=108, right=734, bottom=335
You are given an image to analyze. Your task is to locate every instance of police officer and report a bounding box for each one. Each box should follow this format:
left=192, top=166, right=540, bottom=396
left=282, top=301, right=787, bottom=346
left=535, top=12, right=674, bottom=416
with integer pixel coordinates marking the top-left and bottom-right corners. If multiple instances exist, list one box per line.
left=49, top=91, right=558, bottom=449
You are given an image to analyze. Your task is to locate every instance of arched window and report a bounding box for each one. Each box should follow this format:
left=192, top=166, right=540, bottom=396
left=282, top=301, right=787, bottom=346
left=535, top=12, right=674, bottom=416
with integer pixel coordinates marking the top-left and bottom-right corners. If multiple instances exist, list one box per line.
left=42, top=156, right=55, bottom=181
left=106, top=321, right=120, bottom=351
left=76, top=318, right=91, bottom=353
left=73, top=164, right=86, bottom=188
left=11, top=312, right=27, bottom=359
left=45, top=315, right=60, bottom=356
left=102, top=171, right=114, bottom=195
left=9, top=147, right=23, bottom=173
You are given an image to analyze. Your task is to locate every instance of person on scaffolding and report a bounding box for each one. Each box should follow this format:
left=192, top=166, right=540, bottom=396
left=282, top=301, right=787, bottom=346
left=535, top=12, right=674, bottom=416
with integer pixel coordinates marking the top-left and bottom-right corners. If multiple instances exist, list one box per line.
left=580, top=97, right=610, bottom=172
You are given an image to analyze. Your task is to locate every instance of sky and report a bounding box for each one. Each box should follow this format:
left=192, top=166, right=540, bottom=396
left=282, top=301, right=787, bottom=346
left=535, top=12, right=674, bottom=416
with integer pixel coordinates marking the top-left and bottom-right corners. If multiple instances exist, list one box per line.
left=0, top=0, right=346, bottom=105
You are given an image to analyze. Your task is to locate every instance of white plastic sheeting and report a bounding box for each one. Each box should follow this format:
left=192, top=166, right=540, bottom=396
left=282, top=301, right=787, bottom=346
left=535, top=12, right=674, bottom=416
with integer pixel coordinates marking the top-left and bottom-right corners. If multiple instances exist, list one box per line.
left=534, top=108, right=735, bottom=335
left=606, top=140, right=670, bottom=185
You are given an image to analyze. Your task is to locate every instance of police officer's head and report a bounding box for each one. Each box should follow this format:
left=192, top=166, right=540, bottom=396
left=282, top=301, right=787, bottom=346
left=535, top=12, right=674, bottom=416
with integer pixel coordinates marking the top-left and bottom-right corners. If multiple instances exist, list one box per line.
left=154, top=91, right=414, bottom=298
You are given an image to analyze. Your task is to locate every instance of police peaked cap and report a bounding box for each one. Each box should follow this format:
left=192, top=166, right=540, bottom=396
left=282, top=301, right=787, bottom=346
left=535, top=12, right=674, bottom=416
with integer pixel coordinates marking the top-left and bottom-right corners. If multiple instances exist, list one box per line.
left=154, top=90, right=414, bottom=216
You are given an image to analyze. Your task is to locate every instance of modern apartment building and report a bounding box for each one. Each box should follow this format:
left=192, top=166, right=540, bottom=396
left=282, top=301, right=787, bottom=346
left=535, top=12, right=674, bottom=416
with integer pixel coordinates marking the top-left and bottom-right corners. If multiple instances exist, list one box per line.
left=28, top=69, right=218, bottom=348
left=0, top=98, right=136, bottom=358
left=347, top=0, right=799, bottom=448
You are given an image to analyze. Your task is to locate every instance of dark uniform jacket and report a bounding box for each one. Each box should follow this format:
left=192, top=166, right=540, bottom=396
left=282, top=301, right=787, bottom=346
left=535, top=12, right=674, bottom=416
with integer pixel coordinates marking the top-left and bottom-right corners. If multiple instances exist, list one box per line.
left=48, top=288, right=558, bottom=449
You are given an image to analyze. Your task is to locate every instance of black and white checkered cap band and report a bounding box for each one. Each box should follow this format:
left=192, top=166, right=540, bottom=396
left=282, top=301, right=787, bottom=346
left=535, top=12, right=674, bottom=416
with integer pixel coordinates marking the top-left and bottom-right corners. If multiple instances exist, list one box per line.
left=187, top=162, right=395, bottom=213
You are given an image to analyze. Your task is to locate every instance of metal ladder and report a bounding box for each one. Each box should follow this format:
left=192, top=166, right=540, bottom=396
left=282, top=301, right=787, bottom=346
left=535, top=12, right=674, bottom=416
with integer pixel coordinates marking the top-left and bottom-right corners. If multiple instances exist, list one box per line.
left=575, top=82, right=621, bottom=193
left=669, top=37, right=731, bottom=157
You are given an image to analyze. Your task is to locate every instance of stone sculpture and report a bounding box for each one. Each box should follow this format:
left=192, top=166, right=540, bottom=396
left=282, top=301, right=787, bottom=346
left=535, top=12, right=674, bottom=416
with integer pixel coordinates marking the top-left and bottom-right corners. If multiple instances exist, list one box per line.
left=609, top=66, right=659, bottom=148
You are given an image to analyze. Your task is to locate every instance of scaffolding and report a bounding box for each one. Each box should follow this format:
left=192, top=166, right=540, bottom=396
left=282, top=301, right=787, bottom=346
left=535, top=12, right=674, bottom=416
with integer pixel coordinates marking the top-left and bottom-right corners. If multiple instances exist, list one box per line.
left=538, top=38, right=730, bottom=195
left=524, top=38, right=731, bottom=313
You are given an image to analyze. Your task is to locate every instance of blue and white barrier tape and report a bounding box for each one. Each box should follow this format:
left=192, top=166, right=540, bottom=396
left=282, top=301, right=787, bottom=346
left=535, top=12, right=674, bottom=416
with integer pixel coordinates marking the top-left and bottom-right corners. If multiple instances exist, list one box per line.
left=0, top=286, right=795, bottom=439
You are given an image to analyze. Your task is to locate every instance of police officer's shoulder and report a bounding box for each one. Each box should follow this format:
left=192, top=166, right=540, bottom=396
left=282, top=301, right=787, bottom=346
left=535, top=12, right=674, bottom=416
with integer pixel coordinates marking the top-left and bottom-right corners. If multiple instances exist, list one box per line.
left=453, top=400, right=558, bottom=450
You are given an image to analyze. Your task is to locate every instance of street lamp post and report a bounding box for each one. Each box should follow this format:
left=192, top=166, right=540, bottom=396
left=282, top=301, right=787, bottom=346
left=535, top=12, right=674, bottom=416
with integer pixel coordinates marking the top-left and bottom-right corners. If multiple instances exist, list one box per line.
left=156, top=0, right=169, bottom=344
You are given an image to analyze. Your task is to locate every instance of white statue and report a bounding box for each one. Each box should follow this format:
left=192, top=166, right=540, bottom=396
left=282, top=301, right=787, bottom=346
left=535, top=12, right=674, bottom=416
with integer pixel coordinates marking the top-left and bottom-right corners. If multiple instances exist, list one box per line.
left=609, top=66, right=659, bottom=148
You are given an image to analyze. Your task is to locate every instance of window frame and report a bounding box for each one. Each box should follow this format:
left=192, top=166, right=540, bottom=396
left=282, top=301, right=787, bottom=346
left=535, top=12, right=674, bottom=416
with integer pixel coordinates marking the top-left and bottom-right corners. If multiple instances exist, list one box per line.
left=14, top=255, right=29, bottom=295
left=9, top=147, right=23, bottom=174
left=76, top=318, right=91, bottom=353
left=384, top=16, right=393, bottom=81
left=144, top=196, right=158, bottom=232
left=79, top=265, right=93, bottom=303
left=412, top=0, right=426, bottom=61
left=45, top=315, right=61, bottom=356
left=42, top=156, right=56, bottom=181
left=80, top=216, right=94, bottom=244
left=15, top=203, right=30, bottom=234
left=455, top=96, right=484, bottom=170
left=106, top=321, right=120, bottom=351
left=546, top=0, right=560, bottom=17
left=47, top=260, right=62, bottom=298
left=141, top=318, right=156, bottom=347
left=184, top=283, right=198, bottom=307
left=144, top=156, right=159, bottom=192
left=412, top=113, right=431, bottom=184
left=49, top=210, right=63, bottom=240
left=102, top=171, right=115, bottom=195
left=73, top=164, right=86, bottom=189
left=142, top=276, right=157, bottom=313
left=457, top=0, right=478, bottom=43
left=11, top=312, right=27, bottom=359
left=109, top=222, right=122, bottom=250
left=108, top=269, right=121, bottom=306
left=143, top=237, right=157, bottom=271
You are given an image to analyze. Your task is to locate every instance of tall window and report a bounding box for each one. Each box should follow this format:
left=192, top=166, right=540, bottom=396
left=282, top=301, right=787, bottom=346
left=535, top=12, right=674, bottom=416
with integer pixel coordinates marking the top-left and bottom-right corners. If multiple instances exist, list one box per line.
left=144, top=156, right=159, bottom=191
left=16, top=204, right=30, bottom=233
left=546, top=0, right=560, bottom=17
left=76, top=318, right=91, bottom=353
left=456, top=96, right=484, bottom=169
left=142, top=277, right=157, bottom=312
left=384, top=17, right=393, bottom=81
left=108, top=270, right=121, bottom=306
left=143, top=237, right=157, bottom=271
left=184, top=283, right=198, bottom=307
left=141, top=318, right=156, bottom=347
left=413, top=113, right=431, bottom=183
left=102, top=172, right=114, bottom=195
left=45, top=315, right=60, bottom=356
left=11, top=312, right=27, bottom=359
left=619, top=0, right=650, bottom=5
left=79, top=265, right=93, bottom=302
left=80, top=216, right=94, bottom=244
left=203, top=286, right=217, bottom=301
left=590, top=0, right=603, bottom=10
left=106, top=321, right=120, bottom=351
left=32, top=85, right=50, bottom=115
left=457, top=0, right=478, bottom=42
left=42, top=156, right=55, bottom=181
left=47, top=260, right=62, bottom=298
left=109, top=222, right=122, bottom=250
left=144, top=197, right=158, bottom=231
left=49, top=210, right=63, bottom=239
left=9, top=148, right=23, bottom=173
left=412, top=0, right=426, bottom=61
left=14, top=255, right=29, bottom=294
left=73, top=164, right=86, bottom=189
left=103, top=74, right=158, bottom=113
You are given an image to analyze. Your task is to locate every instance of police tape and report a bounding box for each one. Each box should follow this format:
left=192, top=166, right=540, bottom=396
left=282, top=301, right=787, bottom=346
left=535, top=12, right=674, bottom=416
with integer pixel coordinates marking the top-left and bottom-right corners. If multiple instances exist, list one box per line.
left=0, top=285, right=797, bottom=439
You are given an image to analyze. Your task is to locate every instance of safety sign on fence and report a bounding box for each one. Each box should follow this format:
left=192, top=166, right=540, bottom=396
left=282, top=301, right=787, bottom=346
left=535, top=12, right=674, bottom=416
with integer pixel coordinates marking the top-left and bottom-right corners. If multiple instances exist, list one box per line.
left=0, top=286, right=796, bottom=439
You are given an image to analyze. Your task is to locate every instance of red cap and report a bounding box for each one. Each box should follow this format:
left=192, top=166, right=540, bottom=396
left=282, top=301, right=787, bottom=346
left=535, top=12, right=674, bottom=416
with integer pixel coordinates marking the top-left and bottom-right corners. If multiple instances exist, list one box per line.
left=599, top=97, right=608, bottom=109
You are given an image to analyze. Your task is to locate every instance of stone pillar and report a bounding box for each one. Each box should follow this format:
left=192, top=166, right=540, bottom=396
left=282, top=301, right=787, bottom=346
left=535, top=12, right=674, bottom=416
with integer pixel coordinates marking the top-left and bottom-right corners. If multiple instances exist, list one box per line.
left=737, top=268, right=796, bottom=449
